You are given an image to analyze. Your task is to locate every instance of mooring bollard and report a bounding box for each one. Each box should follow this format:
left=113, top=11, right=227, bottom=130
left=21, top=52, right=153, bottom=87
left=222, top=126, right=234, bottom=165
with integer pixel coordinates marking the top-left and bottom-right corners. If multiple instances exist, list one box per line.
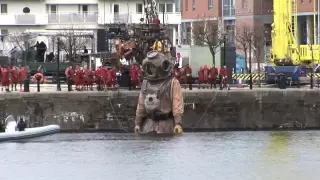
left=23, top=79, right=29, bottom=92
left=36, top=75, right=41, bottom=92
left=67, top=78, right=72, bottom=92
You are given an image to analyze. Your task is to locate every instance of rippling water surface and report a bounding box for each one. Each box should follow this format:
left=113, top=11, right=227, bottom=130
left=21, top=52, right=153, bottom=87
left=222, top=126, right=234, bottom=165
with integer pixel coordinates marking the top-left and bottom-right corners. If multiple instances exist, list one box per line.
left=1, top=131, right=320, bottom=180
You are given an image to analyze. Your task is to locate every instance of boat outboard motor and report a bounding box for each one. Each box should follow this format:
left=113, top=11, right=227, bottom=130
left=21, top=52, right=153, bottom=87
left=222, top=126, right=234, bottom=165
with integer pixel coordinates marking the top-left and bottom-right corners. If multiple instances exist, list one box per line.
left=5, top=115, right=17, bottom=133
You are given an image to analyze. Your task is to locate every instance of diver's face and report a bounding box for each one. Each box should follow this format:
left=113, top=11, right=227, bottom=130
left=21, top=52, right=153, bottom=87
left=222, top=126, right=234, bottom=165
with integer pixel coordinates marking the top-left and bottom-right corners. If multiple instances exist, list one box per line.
left=145, top=63, right=157, bottom=76
left=149, top=66, right=157, bottom=74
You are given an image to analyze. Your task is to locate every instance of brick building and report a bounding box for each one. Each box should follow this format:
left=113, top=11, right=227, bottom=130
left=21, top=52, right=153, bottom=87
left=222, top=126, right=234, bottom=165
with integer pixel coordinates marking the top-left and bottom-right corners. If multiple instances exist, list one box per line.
left=180, top=0, right=320, bottom=62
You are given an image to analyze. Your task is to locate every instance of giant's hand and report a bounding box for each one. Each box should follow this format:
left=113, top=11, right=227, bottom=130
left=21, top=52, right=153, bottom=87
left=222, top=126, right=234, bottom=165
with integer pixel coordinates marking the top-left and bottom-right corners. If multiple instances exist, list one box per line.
left=173, top=124, right=183, bottom=134
left=134, top=125, right=141, bottom=134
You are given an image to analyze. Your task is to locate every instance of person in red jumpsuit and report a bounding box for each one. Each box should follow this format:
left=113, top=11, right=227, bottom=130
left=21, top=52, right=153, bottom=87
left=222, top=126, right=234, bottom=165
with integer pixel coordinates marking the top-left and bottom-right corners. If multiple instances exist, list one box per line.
left=101, top=66, right=108, bottom=90
left=111, top=66, right=117, bottom=88
left=79, top=67, right=85, bottom=90
left=87, top=68, right=94, bottom=90
left=106, top=67, right=113, bottom=88
left=11, top=66, right=18, bottom=91
left=1, top=65, right=10, bottom=92
left=219, top=65, right=230, bottom=90
left=209, top=64, right=218, bottom=89
left=66, top=66, right=74, bottom=91
left=198, top=66, right=204, bottom=89
left=83, top=66, right=90, bottom=90
left=184, top=64, right=192, bottom=90
left=94, top=67, right=101, bottom=90
left=75, top=66, right=84, bottom=91
left=18, top=66, right=27, bottom=91
left=203, top=65, right=209, bottom=88
left=129, top=64, right=139, bottom=89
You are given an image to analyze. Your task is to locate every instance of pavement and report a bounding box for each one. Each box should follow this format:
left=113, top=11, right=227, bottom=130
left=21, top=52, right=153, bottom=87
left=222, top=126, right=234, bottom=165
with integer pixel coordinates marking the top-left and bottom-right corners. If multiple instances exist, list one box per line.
left=2, top=83, right=319, bottom=93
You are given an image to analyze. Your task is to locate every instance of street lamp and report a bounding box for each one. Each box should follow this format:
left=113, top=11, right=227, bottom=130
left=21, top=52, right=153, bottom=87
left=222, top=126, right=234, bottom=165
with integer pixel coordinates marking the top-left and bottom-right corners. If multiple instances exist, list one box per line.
left=221, top=32, right=227, bottom=66
left=248, top=31, right=253, bottom=90
left=56, top=38, right=61, bottom=91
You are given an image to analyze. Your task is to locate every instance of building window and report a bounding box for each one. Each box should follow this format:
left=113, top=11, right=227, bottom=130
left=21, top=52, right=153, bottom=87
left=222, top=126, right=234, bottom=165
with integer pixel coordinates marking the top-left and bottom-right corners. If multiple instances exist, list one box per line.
left=159, top=4, right=165, bottom=12
left=1, top=4, right=7, bottom=14
left=208, top=0, right=213, bottom=10
left=242, top=0, right=247, bottom=8
left=136, top=3, right=143, bottom=13
left=47, top=5, right=58, bottom=13
left=166, top=4, right=173, bottom=12
left=0, top=29, right=8, bottom=42
left=113, top=4, right=119, bottom=13
left=175, top=0, right=181, bottom=12
left=78, top=5, right=88, bottom=13
left=185, top=0, right=188, bottom=11
left=192, top=0, right=195, bottom=11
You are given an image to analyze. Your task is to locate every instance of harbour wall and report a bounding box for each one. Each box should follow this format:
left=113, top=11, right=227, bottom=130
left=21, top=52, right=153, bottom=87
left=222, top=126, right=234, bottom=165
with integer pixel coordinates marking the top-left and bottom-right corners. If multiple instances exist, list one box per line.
left=1, top=89, right=320, bottom=132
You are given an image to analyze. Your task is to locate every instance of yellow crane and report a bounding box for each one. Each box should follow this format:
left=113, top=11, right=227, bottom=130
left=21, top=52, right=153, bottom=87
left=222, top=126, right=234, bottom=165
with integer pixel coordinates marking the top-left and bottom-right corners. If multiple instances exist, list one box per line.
left=271, top=0, right=320, bottom=66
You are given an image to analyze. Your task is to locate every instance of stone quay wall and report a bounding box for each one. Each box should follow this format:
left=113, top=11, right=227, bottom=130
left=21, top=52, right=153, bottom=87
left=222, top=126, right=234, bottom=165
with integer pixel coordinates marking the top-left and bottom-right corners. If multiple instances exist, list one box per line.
left=1, top=89, right=320, bottom=132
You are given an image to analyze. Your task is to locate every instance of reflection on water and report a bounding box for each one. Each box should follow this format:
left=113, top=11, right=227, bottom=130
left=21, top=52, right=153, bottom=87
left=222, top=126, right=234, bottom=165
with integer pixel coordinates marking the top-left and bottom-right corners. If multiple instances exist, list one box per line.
left=1, top=131, right=320, bottom=180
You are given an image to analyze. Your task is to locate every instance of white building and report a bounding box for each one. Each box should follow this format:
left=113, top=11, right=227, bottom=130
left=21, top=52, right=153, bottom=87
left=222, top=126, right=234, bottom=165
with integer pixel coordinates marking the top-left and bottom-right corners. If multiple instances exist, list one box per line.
left=0, top=0, right=181, bottom=54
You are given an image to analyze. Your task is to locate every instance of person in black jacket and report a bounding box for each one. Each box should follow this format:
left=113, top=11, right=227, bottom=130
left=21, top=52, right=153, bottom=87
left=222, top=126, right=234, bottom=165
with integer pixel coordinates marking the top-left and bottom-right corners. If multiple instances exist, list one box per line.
left=0, top=121, right=4, bottom=132
left=17, top=118, right=26, bottom=131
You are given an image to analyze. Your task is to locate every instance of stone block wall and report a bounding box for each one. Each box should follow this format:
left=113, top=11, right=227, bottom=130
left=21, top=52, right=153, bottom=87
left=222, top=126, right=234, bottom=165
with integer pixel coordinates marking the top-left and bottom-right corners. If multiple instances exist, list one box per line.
left=1, top=89, right=320, bottom=132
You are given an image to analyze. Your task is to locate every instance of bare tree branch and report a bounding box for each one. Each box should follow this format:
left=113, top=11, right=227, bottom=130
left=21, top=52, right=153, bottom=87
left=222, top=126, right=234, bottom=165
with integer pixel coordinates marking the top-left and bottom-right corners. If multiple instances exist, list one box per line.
left=7, top=31, right=36, bottom=51
left=58, top=25, right=92, bottom=62
left=251, top=32, right=264, bottom=87
left=235, top=23, right=253, bottom=71
left=0, top=41, right=11, bottom=56
left=192, top=16, right=220, bottom=64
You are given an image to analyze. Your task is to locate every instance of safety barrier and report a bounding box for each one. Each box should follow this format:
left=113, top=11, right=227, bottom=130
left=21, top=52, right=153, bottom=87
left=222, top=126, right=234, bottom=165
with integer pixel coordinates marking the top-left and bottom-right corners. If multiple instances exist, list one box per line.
left=233, top=73, right=320, bottom=80
left=307, top=73, right=320, bottom=77
left=232, top=73, right=265, bottom=80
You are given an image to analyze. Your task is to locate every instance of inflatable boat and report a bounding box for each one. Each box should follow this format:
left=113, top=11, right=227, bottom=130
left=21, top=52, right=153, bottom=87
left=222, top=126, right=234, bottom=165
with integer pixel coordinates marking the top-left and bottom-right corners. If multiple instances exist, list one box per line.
left=0, top=115, right=60, bottom=142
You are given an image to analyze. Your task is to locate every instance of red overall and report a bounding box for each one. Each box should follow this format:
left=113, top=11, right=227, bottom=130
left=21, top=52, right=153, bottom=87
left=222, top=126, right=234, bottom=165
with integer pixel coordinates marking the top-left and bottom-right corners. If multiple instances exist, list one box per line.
left=19, top=67, right=27, bottom=85
left=203, top=65, right=209, bottom=84
left=130, top=65, right=139, bottom=87
left=11, top=67, right=18, bottom=85
left=101, top=67, right=108, bottom=87
left=209, top=66, right=218, bottom=86
left=198, top=66, right=204, bottom=84
left=1, top=68, right=9, bottom=87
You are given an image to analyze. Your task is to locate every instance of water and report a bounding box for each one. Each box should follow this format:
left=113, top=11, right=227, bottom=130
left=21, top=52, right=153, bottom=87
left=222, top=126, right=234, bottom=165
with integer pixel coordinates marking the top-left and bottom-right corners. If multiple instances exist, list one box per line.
left=1, top=131, right=320, bottom=180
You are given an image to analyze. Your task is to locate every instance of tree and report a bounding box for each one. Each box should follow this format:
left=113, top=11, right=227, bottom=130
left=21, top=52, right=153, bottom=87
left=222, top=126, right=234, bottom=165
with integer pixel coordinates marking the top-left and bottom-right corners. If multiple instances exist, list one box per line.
left=0, top=40, right=11, bottom=56
left=58, top=26, right=93, bottom=62
left=7, top=31, right=36, bottom=51
left=235, top=23, right=253, bottom=71
left=192, top=16, right=221, bottom=64
left=7, top=31, right=37, bottom=63
left=252, top=32, right=264, bottom=87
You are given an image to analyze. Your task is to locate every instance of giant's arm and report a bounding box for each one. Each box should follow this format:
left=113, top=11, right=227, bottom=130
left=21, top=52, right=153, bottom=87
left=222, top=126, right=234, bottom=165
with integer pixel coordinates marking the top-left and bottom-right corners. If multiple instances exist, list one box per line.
left=171, top=78, right=184, bottom=124
left=135, top=92, right=146, bottom=126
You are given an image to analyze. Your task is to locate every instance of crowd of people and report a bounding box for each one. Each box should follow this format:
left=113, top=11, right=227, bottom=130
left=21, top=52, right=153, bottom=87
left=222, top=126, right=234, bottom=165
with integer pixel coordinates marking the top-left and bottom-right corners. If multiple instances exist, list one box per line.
left=0, top=62, right=230, bottom=92
left=0, top=65, right=27, bottom=92
left=64, top=64, right=143, bottom=91
left=171, top=64, right=230, bottom=90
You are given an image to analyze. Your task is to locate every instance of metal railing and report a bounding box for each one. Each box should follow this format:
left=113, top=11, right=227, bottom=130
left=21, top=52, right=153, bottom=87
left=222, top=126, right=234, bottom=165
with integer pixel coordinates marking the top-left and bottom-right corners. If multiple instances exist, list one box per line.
left=15, top=14, right=36, bottom=24
left=48, top=12, right=98, bottom=24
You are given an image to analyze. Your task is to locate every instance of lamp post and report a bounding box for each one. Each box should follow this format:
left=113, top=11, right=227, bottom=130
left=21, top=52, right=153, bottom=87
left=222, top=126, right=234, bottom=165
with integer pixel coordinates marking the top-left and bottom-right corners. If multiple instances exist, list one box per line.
left=248, top=32, right=253, bottom=89
left=223, top=34, right=227, bottom=66
left=56, top=38, right=61, bottom=91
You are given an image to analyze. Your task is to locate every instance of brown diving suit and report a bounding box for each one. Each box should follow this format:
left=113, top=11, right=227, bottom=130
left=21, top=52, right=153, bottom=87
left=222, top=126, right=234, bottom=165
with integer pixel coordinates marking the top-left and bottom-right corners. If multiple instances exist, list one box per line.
left=134, top=50, right=184, bottom=134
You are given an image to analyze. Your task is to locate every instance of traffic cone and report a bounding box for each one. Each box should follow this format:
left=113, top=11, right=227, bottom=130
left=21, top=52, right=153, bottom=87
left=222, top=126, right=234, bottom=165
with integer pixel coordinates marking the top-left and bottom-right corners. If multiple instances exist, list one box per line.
left=238, top=79, right=243, bottom=88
